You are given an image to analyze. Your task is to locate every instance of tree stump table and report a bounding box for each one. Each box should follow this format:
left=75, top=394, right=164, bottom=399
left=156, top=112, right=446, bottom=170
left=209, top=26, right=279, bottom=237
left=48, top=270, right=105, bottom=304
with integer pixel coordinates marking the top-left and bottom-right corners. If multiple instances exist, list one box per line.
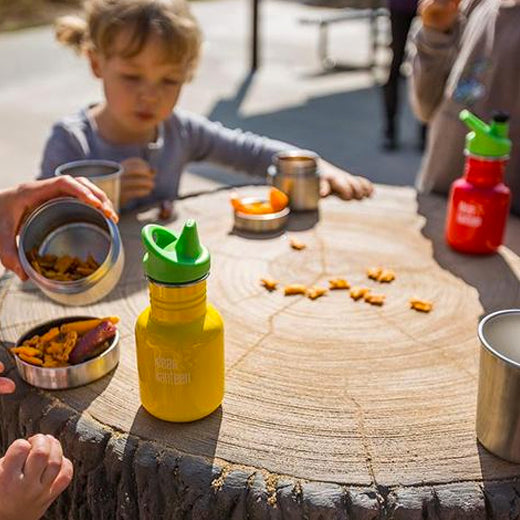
left=1, top=185, right=520, bottom=519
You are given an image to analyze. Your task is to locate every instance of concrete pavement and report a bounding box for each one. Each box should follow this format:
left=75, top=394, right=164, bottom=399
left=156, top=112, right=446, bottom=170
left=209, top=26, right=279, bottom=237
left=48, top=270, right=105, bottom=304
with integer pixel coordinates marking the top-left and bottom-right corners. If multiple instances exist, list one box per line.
left=0, top=0, right=423, bottom=195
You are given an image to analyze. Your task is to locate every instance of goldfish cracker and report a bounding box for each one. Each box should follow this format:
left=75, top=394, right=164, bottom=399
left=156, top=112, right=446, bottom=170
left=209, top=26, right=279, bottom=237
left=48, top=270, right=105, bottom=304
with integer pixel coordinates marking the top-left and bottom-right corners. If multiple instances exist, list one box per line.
left=350, top=287, right=370, bottom=301
left=284, top=284, right=307, bottom=296
left=410, top=298, right=433, bottom=313
left=367, top=267, right=383, bottom=281
left=365, top=293, right=385, bottom=306
left=329, top=278, right=350, bottom=290
left=307, top=286, right=327, bottom=300
left=260, top=278, right=279, bottom=292
left=289, top=238, right=306, bottom=251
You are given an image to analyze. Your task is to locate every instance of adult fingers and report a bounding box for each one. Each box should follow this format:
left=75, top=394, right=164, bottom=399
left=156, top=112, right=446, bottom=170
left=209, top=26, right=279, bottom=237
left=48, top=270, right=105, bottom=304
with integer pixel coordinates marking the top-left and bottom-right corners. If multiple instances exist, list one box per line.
left=40, top=436, right=63, bottom=487
left=24, top=434, right=51, bottom=482
left=33, top=177, right=103, bottom=211
left=0, top=377, right=16, bottom=394
left=74, top=177, right=118, bottom=223
left=0, top=241, right=28, bottom=281
left=0, top=439, right=31, bottom=476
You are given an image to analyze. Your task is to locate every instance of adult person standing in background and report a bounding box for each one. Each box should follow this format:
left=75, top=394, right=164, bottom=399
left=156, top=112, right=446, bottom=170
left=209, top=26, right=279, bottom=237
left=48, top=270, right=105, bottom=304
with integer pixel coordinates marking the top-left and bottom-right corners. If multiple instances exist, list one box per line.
left=382, top=0, right=419, bottom=150
left=410, top=0, right=520, bottom=215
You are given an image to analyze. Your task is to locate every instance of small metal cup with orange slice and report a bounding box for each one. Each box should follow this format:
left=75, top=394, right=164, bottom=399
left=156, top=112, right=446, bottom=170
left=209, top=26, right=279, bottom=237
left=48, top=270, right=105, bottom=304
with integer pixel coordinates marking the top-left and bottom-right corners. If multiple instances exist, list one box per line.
left=230, top=188, right=290, bottom=233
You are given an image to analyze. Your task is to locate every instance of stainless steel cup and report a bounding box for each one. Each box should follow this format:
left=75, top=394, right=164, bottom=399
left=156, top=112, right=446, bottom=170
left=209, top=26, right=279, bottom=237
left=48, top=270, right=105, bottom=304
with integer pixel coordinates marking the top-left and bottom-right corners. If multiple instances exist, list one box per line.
left=268, top=150, right=320, bottom=211
left=18, top=197, right=124, bottom=306
left=56, top=159, right=122, bottom=212
left=476, top=309, right=520, bottom=462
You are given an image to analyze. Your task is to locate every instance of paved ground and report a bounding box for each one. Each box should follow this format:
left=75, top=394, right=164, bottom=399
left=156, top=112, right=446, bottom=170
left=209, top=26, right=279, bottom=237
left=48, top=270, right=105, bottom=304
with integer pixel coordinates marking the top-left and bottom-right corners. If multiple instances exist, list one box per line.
left=0, top=0, right=423, bottom=195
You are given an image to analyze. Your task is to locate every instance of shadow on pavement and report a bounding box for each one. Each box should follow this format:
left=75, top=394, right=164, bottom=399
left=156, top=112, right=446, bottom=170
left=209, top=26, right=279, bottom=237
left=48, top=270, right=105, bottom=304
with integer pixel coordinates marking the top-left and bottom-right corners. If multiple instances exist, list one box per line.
left=196, top=73, right=423, bottom=186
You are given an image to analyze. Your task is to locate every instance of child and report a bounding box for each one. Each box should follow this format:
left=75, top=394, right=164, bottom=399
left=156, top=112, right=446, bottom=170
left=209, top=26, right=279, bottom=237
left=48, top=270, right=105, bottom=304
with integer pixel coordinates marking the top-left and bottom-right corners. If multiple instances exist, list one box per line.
left=40, top=0, right=373, bottom=211
left=0, top=176, right=117, bottom=280
left=410, top=0, right=520, bottom=215
left=0, top=362, right=73, bottom=520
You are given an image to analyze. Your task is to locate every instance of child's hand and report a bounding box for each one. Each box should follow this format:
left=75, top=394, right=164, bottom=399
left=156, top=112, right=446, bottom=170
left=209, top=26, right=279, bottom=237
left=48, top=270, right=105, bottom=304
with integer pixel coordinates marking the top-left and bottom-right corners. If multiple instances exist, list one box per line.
left=419, top=0, right=461, bottom=33
left=0, top=434, right=73, bottom=520
left=319, top=161, right=373, bottom=200
left=0, top=361, right=15, bottom=395
left=120, top=157, right=156, bottom=207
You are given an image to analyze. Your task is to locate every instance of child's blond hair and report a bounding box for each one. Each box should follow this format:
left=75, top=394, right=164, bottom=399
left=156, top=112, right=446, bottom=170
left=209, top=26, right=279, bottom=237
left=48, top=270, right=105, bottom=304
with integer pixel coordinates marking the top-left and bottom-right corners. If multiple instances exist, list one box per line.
left=55, top=0, right=202, bottom=80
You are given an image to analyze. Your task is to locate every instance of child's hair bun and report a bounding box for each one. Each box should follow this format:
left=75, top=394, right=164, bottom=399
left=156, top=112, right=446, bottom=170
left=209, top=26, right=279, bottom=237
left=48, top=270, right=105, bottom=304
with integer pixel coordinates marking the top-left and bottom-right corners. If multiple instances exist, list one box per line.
left=55, top=15, right=88, bottom=53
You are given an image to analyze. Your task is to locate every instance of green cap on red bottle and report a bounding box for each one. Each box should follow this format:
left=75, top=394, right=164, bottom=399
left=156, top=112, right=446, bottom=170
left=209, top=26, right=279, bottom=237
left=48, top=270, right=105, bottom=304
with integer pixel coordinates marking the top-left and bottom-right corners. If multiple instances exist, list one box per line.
left=141, top=220, right=210, bottom=284
left=460, top=109, right=512, bottom=158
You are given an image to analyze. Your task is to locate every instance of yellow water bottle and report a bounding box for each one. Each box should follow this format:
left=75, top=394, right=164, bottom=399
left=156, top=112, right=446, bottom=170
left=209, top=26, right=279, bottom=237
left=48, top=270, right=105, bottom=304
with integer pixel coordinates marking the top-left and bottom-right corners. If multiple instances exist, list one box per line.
left=135, top=220, right=224, bottom=422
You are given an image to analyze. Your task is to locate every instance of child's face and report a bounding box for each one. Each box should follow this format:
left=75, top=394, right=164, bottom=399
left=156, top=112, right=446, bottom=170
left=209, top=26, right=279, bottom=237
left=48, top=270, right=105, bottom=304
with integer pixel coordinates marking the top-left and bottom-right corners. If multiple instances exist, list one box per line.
left=90, top=31, right=187, bottom=140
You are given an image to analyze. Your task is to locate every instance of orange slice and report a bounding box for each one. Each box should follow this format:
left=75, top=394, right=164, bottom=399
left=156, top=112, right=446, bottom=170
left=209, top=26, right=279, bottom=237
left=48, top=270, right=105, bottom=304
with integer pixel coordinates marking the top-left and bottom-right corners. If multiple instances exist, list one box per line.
left=243, top=201, right=274, bottom=214
left=230, top=192, right=248, bottom=213
left=269, top=187, right=289, bottom=212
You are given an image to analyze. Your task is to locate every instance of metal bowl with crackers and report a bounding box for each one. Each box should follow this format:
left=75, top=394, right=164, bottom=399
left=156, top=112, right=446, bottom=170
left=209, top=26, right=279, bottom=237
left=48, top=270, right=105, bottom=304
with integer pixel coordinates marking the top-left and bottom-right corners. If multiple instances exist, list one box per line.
left=12, top=316, right=120, bottom=390
left=18, top=197, right=124, bottom=306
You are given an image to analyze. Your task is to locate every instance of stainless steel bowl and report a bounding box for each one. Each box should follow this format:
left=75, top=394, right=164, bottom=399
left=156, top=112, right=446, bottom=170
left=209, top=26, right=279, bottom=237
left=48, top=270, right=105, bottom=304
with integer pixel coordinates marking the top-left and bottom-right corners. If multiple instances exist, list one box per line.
left=18, top=197, right=124, bottom=306
left=55, top=159, right=122, bottom=212
left=13, top=316, right=120, bottom=390
left=233, top=198, right=290, bottom=233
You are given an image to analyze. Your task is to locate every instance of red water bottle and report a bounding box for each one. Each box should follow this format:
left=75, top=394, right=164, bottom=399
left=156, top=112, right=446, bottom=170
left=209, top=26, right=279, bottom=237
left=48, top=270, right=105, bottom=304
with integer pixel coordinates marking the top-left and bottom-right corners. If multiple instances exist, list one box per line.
left=446, top=110, right=512, bottom=254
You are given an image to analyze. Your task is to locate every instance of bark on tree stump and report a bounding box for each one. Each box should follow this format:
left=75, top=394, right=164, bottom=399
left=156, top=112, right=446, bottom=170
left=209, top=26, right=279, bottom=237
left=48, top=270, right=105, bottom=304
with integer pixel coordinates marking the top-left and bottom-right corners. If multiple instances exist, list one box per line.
left=1, top=185, right=520, bottom=519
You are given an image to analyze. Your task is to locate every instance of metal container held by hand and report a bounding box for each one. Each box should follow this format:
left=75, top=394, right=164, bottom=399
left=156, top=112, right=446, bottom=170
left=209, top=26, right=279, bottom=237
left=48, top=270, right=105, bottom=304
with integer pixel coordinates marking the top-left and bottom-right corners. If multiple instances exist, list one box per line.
left=56, top=159, right=122, bottom=212
left=13, top=316, right=120, bottom=390
left=476, top=309, right=520, bottom=462
left=18, top=198, right=124, bottom=306
left=233, top=197, right=290, bottom=233
left=268, top=150, right=320, bottom=211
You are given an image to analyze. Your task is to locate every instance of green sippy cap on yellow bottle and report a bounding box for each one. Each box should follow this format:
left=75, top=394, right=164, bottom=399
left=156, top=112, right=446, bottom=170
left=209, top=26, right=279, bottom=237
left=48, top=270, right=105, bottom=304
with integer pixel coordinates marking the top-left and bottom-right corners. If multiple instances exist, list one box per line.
left=460, top=109, right=511, bottom=158
left=141, top=220, right=210, bottom=284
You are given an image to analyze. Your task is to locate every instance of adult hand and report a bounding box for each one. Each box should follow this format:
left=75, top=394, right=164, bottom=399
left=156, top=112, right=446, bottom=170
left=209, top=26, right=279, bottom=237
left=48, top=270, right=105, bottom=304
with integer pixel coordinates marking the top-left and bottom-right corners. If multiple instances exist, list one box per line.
left=120, top=157, right=156, bottom=208
left=319, top=161, right=374, bottom=200
left=419, top=0, right=461, bottom=33
left=0, top=434, right=73, bottom=520
left=0, top=176, right=118, bottom=281
left=0, top=361, right=15, bottom=394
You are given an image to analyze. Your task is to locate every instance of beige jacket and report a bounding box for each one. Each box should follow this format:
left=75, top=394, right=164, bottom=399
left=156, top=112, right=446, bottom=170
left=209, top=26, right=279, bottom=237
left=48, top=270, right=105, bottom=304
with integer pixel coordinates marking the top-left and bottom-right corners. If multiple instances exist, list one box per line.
left=410, top=0, right=520, bottom=215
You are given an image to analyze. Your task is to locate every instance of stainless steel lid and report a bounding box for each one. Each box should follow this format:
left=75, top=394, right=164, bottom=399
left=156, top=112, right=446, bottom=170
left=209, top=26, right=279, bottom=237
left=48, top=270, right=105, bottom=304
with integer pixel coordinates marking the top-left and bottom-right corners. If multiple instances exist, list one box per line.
left=273, top=150, right=319, bottom=176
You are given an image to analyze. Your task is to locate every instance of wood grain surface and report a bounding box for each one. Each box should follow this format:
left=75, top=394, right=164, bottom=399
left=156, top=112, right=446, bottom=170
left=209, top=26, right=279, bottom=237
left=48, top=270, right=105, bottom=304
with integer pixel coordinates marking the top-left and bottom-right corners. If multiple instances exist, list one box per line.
left=1, top=185, right=520, bottom=519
